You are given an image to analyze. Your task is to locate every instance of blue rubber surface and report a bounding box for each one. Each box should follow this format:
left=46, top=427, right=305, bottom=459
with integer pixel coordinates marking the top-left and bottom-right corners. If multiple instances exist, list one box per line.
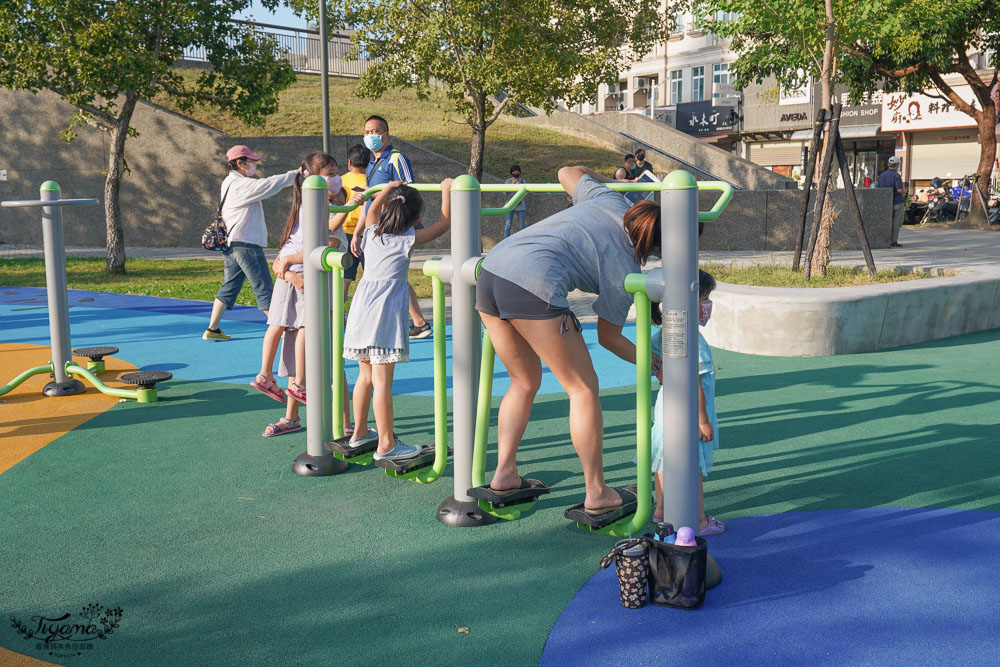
left=542, top=507, right=1000, bottom=666
left=0, top=287, right=641, bottom=395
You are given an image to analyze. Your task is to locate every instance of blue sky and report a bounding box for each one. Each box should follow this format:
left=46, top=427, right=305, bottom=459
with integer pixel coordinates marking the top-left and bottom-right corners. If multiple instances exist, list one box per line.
left=234, top=1, right=309, bottom=29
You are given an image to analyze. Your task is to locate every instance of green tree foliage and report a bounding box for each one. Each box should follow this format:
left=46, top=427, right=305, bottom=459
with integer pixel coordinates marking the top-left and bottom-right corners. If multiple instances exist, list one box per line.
left=704, top=0, right=999, bottom=225
left=0, top=1, right=296, bottom=273
left=293, top=0, right=662, bottom=178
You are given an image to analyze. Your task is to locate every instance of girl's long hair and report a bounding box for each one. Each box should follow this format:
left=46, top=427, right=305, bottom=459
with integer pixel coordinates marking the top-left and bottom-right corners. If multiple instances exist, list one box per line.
left=623, top=199, right=661, bottom=264
left=280, top=152, right=338, bottom=249
left=374, top=183, right=424, bottom=240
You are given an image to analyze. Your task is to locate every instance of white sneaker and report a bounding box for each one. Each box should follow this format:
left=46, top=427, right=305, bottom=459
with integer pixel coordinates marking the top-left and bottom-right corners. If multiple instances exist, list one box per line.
left=373, top=439, right=421, bottom=461
left=347, top=429, right=378, bottom=449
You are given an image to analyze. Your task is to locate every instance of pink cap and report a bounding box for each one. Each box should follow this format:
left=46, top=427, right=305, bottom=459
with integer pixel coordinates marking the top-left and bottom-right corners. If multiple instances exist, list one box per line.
left=226, top=145, right=261, bottom=161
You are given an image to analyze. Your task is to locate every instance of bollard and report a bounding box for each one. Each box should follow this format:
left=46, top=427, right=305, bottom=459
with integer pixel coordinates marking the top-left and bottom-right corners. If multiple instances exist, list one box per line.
left=436, top=175, right=495, bottom=526
left=658, top=171, right=701, bottom=534
left=293, top=175, right=348, bottom=477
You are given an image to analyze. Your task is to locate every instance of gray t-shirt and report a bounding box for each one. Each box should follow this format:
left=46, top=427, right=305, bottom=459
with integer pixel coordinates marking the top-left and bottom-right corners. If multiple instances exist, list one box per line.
left=482, top=175, right=639, bottom=325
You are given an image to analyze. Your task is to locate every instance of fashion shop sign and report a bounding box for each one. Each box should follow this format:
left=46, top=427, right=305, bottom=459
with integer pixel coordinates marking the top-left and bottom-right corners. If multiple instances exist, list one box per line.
left=881, top=86, right=978, bottom=132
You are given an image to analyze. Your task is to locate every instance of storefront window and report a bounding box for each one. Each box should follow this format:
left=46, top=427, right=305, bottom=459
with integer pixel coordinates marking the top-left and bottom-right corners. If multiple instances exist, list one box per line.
left=692, top=67, right=705, bottom=102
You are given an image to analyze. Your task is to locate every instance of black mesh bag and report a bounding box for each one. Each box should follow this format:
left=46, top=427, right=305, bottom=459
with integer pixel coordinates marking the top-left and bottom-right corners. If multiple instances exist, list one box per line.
left=645, top=534, right=707, bottom=610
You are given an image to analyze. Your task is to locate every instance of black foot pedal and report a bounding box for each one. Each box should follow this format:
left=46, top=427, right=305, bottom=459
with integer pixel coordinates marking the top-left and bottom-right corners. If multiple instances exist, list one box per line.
left=72, top=346, right=120, bottom=374
left=468, top=478, right=550, bottom=521
left=375, top=445, right=436, bottom=477
left=72, top=346, right=119, bottom=360
left=564, top=485, right=638, bottom=529
left=120, top=370, right=172, bottom=389
left=325, top=434, right=377, bottom=464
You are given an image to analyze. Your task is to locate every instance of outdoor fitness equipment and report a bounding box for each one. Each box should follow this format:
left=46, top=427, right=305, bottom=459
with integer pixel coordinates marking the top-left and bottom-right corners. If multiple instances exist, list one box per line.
left=466, top=174, right=732, bottom=537
left=0, top=182, right=170, bottom=402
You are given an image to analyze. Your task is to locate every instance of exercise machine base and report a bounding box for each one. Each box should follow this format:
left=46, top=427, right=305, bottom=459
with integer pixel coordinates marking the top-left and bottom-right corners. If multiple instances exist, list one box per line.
left=436, top=495, right=498, bottom=527
left=43, top=378, right=86, bottom=397
left=292, top=452, right=349, bottom=477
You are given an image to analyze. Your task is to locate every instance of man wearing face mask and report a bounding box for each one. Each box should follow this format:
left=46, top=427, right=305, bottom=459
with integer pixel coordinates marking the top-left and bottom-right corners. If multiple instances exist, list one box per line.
left=629, top=149, right=653, bottom=180
left=351, top=115, right=432, bottom=339
left=203, top=145, right=299, bottom=341
left=503, top=164, right=527, bottom=237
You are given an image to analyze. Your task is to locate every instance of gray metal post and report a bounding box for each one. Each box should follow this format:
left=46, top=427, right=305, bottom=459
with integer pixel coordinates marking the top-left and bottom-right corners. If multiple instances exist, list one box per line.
left=436, top=174, right=493, bottom=525
left=293, top=175, right=347, bottom=477
left=40, top=182, right=84, bottom=396
left=319, top=0, right=330, bottom=154
left=658, top=171, right=700, bottom=532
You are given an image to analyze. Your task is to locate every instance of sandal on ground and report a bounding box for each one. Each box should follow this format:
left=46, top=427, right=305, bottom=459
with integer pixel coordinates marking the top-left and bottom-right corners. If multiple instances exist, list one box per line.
left=699, top=515, right=726, bottom=536
left=286, top=381, right=307, bottom=404
left=251, top=374, right=286, bottom=403
left=262, top=417, right=302, bottom=438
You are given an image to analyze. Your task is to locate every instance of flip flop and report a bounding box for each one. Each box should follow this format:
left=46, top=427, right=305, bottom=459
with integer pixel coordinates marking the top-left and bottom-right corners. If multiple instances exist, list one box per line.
left=251, top=374, right=286, bottom=403
left=583, top=487, right=637, bottom=516
left=468, top=477, right=550, bottom=504
left=262, top=417, right=302, bottom=438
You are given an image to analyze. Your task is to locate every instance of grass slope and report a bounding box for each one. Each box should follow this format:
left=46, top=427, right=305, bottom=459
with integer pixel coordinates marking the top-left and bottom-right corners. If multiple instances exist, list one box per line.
left=155, top=71, right=622, bottom=181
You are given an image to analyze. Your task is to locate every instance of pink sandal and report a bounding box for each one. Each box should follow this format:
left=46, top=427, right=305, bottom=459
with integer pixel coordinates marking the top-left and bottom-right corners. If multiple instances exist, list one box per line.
left=251, top=374, right=286, bottom=403
left=699, top=516, right=726, bottom=536
left=262, top=417, right=302, bottom=437
left=286, top=381, right=307, bottom=405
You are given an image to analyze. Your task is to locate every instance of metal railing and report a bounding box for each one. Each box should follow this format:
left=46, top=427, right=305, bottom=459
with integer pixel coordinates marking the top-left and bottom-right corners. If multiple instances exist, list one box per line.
left=181, top=20, right=378, bottom=78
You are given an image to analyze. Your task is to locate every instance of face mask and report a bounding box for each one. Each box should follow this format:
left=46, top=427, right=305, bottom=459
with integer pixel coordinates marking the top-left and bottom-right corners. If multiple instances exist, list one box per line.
left=323, top=174, right=343, bottom=194
left=364, top=134, right=384, bottom=152
left=244, top=162, right=256, bottom=177
left=511, top=173, right=520, bottom=178
left=699, top=301, right=713, bottom=326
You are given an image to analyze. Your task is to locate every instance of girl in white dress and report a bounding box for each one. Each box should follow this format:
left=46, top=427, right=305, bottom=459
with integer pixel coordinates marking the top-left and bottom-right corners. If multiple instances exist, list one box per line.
left=343, top=179, right=453, bottom=460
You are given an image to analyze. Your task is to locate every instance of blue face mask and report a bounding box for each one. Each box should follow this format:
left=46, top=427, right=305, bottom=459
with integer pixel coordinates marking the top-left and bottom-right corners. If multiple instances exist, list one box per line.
left=364, top=134, right=384, bottom=152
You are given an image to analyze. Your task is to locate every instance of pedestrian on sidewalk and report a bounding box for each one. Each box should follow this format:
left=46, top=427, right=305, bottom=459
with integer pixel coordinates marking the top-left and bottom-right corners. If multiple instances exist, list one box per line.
left=877, top=156, right=906, bottom=247
left=203, top=146, right=299, bottom=341
left=503, top=165, right=527, bottom=237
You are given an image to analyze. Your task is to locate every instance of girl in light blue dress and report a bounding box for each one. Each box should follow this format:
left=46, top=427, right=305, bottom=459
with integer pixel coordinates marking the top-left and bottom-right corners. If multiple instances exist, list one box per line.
left=342, top=179, right=453, bottom=461
left=651, top=270, right=724, bottom=535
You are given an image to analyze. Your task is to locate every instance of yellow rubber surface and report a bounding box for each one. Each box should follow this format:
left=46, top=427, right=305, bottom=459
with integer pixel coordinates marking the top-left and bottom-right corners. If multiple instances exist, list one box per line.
left=0, top=342, right=136, bottom=475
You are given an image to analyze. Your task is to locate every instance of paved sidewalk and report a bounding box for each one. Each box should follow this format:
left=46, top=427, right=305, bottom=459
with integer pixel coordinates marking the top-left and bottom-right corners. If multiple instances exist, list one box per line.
left=3, top=226, right=998, bottom=323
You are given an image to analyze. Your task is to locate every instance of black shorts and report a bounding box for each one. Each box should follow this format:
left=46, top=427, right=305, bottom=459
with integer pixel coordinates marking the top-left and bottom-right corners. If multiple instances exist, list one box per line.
left=476, top=269, right=568, bottom=320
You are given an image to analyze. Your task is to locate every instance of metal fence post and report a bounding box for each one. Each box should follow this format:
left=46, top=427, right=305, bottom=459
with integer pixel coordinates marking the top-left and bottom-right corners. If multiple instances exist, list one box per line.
left=658, top=171, right=700, bottom=532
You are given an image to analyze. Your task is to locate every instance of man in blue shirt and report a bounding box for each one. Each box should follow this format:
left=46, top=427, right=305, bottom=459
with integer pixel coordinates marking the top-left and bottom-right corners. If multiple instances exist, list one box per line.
left=355, top=114, right=430, bottom=339
left=876, top=156, right=906, bottom=247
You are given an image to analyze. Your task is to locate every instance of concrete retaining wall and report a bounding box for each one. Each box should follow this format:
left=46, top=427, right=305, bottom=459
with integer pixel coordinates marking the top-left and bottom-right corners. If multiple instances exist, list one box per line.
left=703, top=266, right=1000, bottom=356
left=0, top=88, right=574, bottom=251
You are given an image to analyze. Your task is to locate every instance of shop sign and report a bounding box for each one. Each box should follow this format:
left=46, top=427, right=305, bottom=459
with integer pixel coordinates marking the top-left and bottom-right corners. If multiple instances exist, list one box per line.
left=813, top=85, right=882, bottom=126
left=676, top=100, right=738, bottom=135
left=881, top=86, right=978, bottom=131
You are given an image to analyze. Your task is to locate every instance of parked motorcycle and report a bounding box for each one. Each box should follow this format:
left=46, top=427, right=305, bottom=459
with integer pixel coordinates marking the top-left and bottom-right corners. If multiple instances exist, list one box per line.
left=988, top=193, right=1000, bottom=225
left=921, top=177, right=965, bottom=223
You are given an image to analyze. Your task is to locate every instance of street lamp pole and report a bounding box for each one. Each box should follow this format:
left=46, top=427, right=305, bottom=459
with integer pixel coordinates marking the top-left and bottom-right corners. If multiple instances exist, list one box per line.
left=319, top=0, right=330, bottom=154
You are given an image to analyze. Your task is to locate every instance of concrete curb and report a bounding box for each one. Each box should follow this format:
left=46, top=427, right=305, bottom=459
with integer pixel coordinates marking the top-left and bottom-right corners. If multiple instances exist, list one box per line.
left=703, top=266, right=1000, bottom=356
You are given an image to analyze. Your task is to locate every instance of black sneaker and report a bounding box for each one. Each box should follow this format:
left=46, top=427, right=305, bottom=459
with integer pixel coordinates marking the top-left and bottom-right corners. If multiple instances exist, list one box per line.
left=409, top=323, right=432, bottom=339
left=891, top=242, right=903, bottom=247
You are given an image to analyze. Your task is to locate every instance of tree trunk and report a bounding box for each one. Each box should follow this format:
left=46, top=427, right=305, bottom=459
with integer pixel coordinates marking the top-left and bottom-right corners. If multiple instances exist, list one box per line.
left=468, top=93, right=487, bottom=180
left=956, top=106, right=998, bottom=230
left=104, top=92, right=138, bottom=275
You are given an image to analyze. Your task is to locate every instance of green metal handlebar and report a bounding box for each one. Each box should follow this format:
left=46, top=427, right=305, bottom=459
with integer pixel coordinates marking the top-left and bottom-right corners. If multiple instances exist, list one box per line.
left=330, top=176, right=735, bottom=222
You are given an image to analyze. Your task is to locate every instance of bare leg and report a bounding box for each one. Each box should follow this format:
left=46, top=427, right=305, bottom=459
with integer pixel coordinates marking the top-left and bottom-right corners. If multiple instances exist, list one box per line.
left=259, top=325, right=286, bottom=380
left=371, top=362, right=396, bottom=454
left=293, top=325, right=306, bottom=387
left=285, top=396, right=300, bottom=422
left=509, top=316, right=620, bottom=512
left=479, top=312, right=542, bottom=491
left=343, top=278, right=353, bottom=302
left=352, top=361, right=373, bottom=439
left=654, top=473, right=664, bottom=522
left=208, top=298, right=227, bottom=331
left=341, top=372, right=352, bottom=428
left=408, top=284, right=427, bottom=327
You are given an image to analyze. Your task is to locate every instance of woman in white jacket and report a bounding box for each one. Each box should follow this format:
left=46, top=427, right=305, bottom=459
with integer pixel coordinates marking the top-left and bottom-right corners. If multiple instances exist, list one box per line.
left=203, top=145, right=299, bottom=341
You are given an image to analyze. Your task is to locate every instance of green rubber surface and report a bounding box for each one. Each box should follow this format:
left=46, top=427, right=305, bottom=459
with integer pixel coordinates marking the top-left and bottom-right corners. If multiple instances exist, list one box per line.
left=2, top=330, right=999, bottom=665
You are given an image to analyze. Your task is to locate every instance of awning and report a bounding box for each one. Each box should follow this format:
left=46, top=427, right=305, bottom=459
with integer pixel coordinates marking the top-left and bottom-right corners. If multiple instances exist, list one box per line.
left=789, top=124, right=887, bottom=141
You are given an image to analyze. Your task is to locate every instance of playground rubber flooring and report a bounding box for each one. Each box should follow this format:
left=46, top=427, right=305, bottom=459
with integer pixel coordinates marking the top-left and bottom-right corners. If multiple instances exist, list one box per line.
left=1, top=286, right=999, bottom=666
